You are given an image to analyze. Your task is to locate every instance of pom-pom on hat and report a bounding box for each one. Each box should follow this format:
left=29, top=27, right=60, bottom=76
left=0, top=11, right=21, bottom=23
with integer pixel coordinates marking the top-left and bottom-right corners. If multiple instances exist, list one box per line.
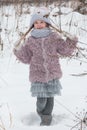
left=29, top=7, right=51, bottom=29
left=33, top=7, right=50, bottom=16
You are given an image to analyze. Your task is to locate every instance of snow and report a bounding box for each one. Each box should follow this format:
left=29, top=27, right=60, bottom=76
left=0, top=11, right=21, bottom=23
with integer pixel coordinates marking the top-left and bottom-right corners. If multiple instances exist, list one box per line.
left=0, top=4, right=87, bottom=130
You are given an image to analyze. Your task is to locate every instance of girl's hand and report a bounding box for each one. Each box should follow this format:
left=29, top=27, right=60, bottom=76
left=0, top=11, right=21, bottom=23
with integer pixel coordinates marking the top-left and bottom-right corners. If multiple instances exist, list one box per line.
left=68, top=35, right=78, bottom=42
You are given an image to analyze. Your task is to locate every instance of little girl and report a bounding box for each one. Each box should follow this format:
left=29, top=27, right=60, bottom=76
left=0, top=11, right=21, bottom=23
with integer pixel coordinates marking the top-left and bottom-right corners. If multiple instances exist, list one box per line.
left=13, top=12, right=78, bottom=126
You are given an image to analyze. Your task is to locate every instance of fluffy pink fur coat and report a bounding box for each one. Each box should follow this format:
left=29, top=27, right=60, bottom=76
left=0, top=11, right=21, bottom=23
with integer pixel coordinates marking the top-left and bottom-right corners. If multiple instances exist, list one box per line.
left=14, top=32, right=77, bottom=83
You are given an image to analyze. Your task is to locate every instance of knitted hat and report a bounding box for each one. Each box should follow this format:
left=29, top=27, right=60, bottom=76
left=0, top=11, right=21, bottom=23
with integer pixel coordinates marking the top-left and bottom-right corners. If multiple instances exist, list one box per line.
left=29, top=7, right=51, bottom=29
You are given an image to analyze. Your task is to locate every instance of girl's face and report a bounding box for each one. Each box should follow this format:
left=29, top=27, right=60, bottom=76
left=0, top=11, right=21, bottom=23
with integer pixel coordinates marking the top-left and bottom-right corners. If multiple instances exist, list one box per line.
left=34, top=20, right=47, bottom=29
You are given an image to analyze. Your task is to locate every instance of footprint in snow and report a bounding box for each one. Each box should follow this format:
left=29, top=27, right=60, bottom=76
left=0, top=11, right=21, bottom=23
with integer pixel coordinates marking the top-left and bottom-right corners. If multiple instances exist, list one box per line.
left=21, top=112, right=40, bottom=126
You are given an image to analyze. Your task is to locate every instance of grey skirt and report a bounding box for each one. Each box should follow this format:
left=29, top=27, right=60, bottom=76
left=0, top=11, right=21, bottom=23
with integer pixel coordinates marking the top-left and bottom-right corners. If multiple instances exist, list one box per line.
left=30, top=79, right=62, bottom=97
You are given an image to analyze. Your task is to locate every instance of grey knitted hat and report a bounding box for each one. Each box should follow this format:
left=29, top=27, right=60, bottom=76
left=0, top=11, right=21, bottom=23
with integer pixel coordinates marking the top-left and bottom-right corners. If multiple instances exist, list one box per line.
left=29, top=13, right=51, bottom=29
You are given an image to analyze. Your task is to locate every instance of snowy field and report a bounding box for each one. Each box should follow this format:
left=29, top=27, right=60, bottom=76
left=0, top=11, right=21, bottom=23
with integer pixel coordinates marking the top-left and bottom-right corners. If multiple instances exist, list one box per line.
left=0, top=4, right=87, bottom=130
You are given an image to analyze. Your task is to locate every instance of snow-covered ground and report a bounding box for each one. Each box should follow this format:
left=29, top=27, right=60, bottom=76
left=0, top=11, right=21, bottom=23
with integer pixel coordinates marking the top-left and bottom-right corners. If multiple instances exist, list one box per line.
left=0, top=4, right=87, bottom=130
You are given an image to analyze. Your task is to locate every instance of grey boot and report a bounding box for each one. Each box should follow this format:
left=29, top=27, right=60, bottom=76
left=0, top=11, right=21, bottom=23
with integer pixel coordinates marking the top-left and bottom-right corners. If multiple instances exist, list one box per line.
left=40, top=115, right=52, bottom=126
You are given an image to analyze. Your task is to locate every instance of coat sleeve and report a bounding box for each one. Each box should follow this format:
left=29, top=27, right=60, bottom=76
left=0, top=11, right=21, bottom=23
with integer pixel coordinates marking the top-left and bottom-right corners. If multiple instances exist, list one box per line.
left=56, top=35, right=78, bottom=57
left=13, top=39, right=33, bottom=64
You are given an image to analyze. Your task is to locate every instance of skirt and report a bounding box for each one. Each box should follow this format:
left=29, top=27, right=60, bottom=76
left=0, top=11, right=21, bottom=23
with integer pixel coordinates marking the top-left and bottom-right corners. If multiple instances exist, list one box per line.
left=30, top=79, right=62, bottom=97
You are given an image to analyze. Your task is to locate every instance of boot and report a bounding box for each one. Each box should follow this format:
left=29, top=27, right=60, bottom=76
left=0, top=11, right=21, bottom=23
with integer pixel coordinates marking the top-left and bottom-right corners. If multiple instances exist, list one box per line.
left=40, top=115, right=52, bottom=126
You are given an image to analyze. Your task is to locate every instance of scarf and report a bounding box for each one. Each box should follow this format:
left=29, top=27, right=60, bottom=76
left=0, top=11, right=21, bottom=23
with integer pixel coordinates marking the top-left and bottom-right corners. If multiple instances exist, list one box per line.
left=30, top=27, right=52, bottom=38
